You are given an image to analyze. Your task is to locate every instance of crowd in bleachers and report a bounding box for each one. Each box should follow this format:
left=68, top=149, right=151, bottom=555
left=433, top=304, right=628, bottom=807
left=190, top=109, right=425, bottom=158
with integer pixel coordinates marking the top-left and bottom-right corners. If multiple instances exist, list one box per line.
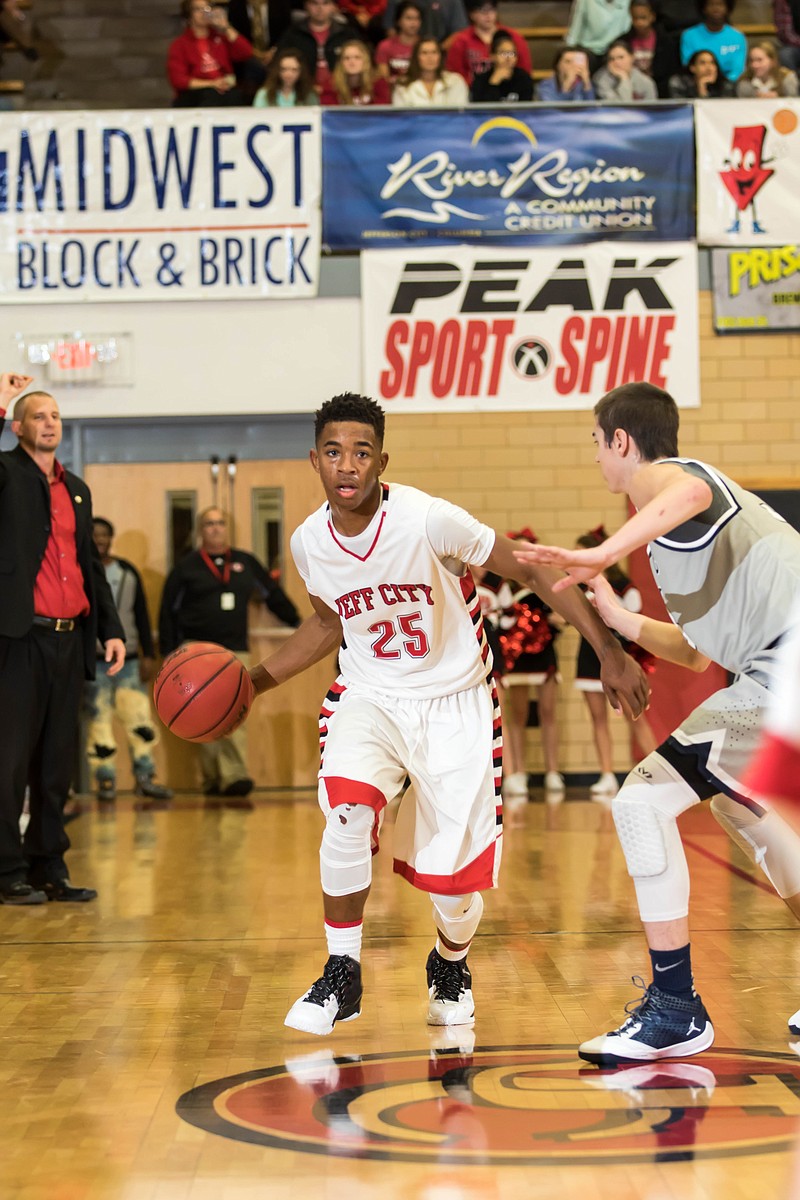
left=164, top=0, right=800, bottom=107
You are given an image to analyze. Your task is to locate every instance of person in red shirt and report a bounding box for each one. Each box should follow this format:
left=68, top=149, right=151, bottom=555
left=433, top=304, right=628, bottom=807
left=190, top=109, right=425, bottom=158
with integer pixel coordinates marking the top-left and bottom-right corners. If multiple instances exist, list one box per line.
left=446, top=0, right=531, bottom=86
left=326, top=38, right=392, bottom=102
left=167, top=0, right=255, bottom=106
left=0, top=374, right=125, bottom=905
left=376, top=0, right=422, bottom=83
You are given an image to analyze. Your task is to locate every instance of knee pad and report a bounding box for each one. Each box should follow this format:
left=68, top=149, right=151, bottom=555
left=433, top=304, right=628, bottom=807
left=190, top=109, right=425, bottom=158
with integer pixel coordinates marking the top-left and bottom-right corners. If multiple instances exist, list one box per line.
left=320, top=803, right=375, bottom=897
left=611, top=754, right=699, bottom=924
left=430, top=892, right=484, bottom=945
left=711, top=794, right=800, bottom=899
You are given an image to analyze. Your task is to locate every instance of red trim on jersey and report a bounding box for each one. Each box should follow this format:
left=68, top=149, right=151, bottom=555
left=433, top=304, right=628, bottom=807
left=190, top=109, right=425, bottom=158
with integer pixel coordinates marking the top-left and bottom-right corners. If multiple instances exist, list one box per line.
left=392, top=840, right=499, bottom=894
left=743, top=732, right=800, bottom=805
left=322, top=775, right=388, bottom=812
left=326, top=484, right=390, bottom=562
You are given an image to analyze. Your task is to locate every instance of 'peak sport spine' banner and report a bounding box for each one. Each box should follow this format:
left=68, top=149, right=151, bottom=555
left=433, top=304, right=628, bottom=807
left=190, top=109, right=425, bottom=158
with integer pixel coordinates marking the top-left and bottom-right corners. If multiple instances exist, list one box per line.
left=362, top=244, right=699, bottom=412
left=696, top=100, right=800, bottom=247
left=0, top=109, right=321, bottom=303
left=323, top=105, right=694, bottom=249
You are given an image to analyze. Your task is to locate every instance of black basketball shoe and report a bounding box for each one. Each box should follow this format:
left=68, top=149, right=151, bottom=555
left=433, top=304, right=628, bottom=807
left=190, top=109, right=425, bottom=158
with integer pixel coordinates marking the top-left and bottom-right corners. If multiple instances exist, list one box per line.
left=284, top=954, right=362, bottom=1036
left=579, top=977, right=714, bottom=1066
left=426, top=947, right=475, bottom=1027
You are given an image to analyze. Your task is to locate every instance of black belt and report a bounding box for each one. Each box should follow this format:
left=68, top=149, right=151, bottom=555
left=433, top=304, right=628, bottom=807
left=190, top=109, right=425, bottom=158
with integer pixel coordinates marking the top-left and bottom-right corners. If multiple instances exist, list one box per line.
left=33, top=616, right=79, bottom=632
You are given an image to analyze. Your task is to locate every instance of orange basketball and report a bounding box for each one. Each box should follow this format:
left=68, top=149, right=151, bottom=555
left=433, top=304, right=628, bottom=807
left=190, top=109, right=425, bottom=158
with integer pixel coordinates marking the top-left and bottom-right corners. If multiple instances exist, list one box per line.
left=154, top=642, right=254, bottom=743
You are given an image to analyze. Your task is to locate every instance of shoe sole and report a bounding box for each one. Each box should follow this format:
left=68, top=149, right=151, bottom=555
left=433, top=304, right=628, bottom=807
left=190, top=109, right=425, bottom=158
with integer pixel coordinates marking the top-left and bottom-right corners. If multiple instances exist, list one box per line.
left=0, top=894, right=46, bottom=905
left=284, top=1005, right=362, bottom=1037
left=427, top=1013, right=475, bottom=1027
left=579, top=1020, right=715, bottom=1066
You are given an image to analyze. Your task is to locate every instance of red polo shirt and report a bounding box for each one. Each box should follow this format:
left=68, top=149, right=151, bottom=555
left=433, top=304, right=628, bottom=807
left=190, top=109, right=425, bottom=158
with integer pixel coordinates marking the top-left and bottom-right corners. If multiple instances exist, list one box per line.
left=33, top=460, right=90, bottom=619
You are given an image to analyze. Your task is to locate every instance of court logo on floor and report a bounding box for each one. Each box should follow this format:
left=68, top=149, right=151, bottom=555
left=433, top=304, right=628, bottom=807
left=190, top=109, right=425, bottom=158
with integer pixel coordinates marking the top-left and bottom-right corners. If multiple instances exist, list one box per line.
left=176, top=1045, right=800, bottom=1164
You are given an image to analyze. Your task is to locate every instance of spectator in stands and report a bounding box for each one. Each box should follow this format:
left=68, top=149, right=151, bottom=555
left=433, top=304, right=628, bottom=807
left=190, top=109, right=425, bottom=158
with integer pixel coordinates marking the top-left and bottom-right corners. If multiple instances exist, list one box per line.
left=774, top=0, right=800, bottom=72
left=654, top=0, right=698, bottom=33
left=593, top=37, right=658, bottom=98
left=535, top=44, right=596, bottom=99
left=446, top=0, right=532, bottom=87
left=253, top=47, right=320, bottom=103
left=228, top=0, right=294, bottom=47
left=668, top=45, right=733, bottom=93
left=338, top=0, right=388, bottom=46
left=629, top=0, right=681, bottom=95
left=566, top=0, right=631, bottom=65
left=383, top=0, right=467, bottom=44
left=376, top=0, right=422, bottom=83
left=167, top=0, right=254, bottom=105
left=680, top=0, right=746, bottom=82
left=275, top=0, right=358, bottom=103
left=736, top=39, right=799, bottom=95
left=470, top=31, right=534, bottom=101
left=326, top=37, right=392, bottom=101
left=392, top=35, right=469, bottom=102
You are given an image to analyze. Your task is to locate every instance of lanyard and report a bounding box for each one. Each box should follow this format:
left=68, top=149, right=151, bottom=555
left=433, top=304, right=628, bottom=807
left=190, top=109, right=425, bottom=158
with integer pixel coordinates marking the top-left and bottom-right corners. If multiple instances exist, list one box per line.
left=200, top=548, right=231, bottom=585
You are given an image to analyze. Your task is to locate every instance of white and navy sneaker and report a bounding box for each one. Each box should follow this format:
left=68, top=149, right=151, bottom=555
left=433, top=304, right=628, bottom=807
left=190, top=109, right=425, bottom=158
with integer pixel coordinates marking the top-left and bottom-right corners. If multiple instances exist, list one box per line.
left=789, top=1008, right=800, bottom=1036
left=579, top=977, right=714, bottom=1066
left=284, top=954, right=362, bottom=1036
left=426, top=948, right=475, bottom=1027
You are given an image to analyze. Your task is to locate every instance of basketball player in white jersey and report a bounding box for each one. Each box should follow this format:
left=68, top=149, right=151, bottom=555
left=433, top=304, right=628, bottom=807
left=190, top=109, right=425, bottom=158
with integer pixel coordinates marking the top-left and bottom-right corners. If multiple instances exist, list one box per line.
left=515, top=381, right=800, bottom=1064
left=249, top=392, right=648, bottom=1037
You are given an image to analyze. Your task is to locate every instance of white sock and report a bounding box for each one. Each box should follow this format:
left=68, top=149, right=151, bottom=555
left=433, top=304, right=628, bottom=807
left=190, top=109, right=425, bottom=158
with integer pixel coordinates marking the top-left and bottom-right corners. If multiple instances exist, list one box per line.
left=325, top=920, right=363, bottom=961
left=436, top=937, right=469, bottom=963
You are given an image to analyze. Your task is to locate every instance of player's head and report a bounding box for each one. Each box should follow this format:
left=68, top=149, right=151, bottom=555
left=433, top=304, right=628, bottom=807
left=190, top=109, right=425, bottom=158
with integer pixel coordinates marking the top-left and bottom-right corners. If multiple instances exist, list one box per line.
left=314, top=392, right=385, bottom=447
left=93, top=517, right=115, bottom=559
left=312, top=393, right=388, bottom=518
left=594, top=382, right=679, bottom=464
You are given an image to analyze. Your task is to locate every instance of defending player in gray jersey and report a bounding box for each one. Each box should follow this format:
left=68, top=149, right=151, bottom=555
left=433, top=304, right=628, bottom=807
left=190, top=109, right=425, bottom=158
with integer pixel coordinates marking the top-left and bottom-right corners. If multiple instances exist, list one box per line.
left=515, top=381, right=800, bottom=1067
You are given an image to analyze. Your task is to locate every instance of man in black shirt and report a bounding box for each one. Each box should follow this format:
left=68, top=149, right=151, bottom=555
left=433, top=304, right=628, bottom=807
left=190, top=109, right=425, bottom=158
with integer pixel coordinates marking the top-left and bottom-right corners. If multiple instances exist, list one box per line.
left=159, top=507, right=300, bottom=798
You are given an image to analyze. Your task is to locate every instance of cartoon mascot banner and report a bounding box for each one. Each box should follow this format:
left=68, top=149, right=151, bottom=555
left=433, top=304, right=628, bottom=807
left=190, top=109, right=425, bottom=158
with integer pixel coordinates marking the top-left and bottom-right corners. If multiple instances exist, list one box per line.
left=696, top=100, right=800, bottom=246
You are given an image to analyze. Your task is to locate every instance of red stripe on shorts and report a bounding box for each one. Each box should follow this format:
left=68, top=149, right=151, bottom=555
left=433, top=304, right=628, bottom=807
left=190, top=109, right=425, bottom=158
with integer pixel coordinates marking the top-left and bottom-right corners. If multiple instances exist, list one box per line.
left=392, top=840, right=498, bottom=894
left=323, top=776, right=388, bottom=812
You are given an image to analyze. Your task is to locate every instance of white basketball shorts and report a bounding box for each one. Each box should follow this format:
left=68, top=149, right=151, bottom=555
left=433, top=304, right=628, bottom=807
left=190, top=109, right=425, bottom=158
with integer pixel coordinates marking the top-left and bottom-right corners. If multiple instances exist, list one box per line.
left=317, top=676, right=503, bottom=895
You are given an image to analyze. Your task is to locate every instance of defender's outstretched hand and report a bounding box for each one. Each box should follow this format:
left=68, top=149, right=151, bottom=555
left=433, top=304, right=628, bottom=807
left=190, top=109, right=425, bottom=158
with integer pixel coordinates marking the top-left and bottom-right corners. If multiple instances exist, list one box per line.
left=513, top=541, right=611, bottom=592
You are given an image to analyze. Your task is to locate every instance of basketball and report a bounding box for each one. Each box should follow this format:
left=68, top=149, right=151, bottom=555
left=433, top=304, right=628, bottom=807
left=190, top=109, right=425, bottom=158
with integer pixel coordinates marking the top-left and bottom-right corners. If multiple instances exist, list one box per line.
left=154, top=642, right=254, bottom=743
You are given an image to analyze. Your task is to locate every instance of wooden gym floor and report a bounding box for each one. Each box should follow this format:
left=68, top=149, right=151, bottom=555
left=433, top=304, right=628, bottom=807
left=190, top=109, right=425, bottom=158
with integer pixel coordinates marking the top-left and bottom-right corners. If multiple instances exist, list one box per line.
left=2, top=788, right=800, bottom=1200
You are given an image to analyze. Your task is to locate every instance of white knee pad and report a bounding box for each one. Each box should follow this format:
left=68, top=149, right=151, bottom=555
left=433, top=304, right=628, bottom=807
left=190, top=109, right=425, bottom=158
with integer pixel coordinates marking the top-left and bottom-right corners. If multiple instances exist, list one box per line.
left=611, top=754, right=699, bottom=924
left=430, top=892, right=484, bottom=945
left=711, top=794, right=800, bottom=899
left=319, top=803, right=375, bottom=897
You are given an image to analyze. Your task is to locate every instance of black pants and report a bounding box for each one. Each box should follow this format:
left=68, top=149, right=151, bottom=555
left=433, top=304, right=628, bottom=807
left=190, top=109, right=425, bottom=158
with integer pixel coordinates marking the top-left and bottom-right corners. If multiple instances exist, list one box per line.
left=0, top=626, right=84, bottom=884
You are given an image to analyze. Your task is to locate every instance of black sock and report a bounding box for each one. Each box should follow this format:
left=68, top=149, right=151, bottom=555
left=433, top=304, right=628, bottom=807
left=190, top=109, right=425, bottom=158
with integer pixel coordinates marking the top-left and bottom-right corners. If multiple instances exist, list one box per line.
left=649, top=943, right=694, bottom=999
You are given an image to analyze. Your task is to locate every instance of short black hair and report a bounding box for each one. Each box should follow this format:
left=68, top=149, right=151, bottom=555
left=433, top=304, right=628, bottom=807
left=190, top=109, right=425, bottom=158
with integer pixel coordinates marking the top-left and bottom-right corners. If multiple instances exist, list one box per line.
left=594, top=382, right=679, bottom=461
left=491, top=29, right=516, bottom=52
left=93, top=517, right=115, bottom=537
left=699, top=0, right=734, bottom=14
left=314, top=392, right=385, bottom=445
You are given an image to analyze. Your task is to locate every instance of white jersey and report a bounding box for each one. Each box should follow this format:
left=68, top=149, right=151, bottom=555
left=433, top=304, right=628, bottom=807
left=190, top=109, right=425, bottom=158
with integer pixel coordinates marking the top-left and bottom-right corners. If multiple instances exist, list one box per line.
left=648, top=458, right=800, bottom=682
left=291, top=482, right=496, bottom=699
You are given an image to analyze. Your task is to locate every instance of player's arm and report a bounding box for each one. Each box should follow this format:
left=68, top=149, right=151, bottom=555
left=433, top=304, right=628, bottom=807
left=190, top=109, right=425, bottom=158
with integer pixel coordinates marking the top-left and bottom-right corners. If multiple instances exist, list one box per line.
left=590, top=574, right=711, bottom=672
left=250, top=593, right=342, bottom=695
left=482, top=533, right=649, bottom=718
left=513, top=463, right=714, bottom=591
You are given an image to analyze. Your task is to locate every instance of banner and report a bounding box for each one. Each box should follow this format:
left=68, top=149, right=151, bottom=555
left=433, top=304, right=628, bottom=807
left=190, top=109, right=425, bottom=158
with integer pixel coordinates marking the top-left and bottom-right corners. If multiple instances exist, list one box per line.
left=361, top=243, right=700, bottom=412
left=323, top=105, right=694, bottom=249
left=696, top=100, right=800, bottom=247
left=712, top=246, right=800, bottom=332
left=0, top=109, right=321, bottom=303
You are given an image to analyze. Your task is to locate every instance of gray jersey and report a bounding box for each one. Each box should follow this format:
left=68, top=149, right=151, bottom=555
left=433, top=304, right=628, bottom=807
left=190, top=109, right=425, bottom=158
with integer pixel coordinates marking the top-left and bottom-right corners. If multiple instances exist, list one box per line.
left=647, top=458, right=800, bottom=684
